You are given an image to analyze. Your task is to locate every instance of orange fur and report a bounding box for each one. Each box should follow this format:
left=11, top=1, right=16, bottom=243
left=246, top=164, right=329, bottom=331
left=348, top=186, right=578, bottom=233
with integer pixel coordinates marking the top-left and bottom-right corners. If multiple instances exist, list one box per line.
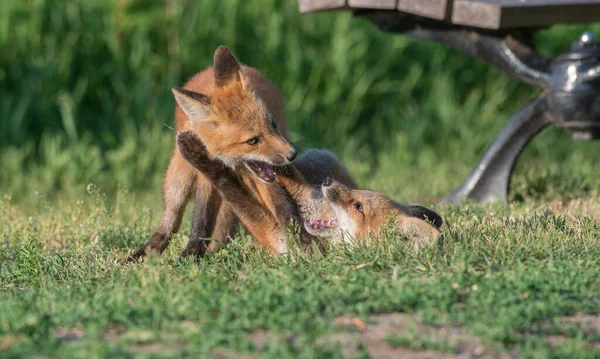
left=175, top=130, right=441, bottom=254
left=318, top=179, right=442, bottom=249
left=175, top=131, right=361, bottom=255
left=130, top=46, right=296, bottom=260
left=175, top=66, right=293, bottom=165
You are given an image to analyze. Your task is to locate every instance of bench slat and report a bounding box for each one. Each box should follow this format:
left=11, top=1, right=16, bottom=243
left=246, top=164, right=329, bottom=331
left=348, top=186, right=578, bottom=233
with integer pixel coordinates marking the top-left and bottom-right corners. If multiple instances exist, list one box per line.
left=299, top=0, right=600, bottom=30
left=452, top=0, right=600, bottom=29
left=349, top=0, right=397, bottom=9
left=397, top=0, right=450, bottom=20
left=299, top=0, right=346, bottom=12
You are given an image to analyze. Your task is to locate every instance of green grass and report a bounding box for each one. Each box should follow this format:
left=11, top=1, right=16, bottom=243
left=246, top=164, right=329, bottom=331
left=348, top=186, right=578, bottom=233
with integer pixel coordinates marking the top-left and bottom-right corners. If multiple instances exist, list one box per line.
left=3, top=0, right=600, bottom=357
left=2, top=193, right=600, bottom=357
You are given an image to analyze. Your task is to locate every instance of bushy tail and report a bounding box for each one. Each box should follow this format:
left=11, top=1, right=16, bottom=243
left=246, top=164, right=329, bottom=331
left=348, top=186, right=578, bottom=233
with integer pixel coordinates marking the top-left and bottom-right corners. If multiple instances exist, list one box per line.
left=406, top=205, right=443, bottom=228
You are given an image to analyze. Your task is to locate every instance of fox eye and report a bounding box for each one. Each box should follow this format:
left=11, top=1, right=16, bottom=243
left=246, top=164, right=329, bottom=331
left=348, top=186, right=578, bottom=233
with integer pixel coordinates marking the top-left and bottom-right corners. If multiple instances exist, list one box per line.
left=246, top=137, right=260, bottom=145
left=271, top=117, right=277, bottom=129
left=354, top=202, right=363, bottom=214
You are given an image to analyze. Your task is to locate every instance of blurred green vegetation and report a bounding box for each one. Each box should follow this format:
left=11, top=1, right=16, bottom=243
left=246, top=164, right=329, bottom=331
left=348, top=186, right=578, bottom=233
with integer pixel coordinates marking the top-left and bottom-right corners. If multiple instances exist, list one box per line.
left=1, top=0, right=600, bottom=206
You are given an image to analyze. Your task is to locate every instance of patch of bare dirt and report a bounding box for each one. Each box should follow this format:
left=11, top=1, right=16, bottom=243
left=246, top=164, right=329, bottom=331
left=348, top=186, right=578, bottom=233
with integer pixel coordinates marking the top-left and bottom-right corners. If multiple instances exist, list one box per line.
left=542, top=334, right=570, bottom=348
left=101, top=325, right=128, bottom=340
left=541, top=333, right=600, bottom=350
left=54, top=327, right=85, bottom=342
left=244, top=312, right=511, bottom=358
left=211, top=347, right=260, bottom=359
left=561, top=315, right=600, bottom=336
left=129, top=341, right=186, bottom=354
left=54, top=325, right=127, bottom=343
left=0, top=284, right=26, bottom=292
left=247, top=329, right=300, bottom=351
left=317, top=313, right=512, bottom=359
left=555, top=314, right=600, bottom=349
left=53, top=325, right=186, bottom=354
left=529, top=314, right=600, bottom=350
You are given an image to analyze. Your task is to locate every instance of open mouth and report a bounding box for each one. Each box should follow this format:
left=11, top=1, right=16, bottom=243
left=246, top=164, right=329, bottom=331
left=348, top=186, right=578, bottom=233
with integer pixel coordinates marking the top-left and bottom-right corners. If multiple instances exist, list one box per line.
left=304, top=218, right=338, bottom=231
left=246, top=161, right=276, bottom=183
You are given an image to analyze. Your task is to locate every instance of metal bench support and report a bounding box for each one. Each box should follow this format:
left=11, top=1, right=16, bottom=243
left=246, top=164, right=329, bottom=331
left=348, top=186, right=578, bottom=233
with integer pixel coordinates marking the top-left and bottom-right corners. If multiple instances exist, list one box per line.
left=444, top=98, right=550, bottom=204
left=359, top=11, right=600, bottom=204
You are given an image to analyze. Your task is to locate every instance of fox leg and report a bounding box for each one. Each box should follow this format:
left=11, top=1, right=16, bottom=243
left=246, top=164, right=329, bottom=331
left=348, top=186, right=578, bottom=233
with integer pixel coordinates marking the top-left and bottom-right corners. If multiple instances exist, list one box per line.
left=130, top=150, right=195, bottom=261
left=176, top=132, right=287, bottom=254
left=180, top=175, right=242, bottom=258
left=208, top=179, right=285, bottom=253
left=206, top=202, right=239, bottom=252
left=179, top=175, right=221, bottom=258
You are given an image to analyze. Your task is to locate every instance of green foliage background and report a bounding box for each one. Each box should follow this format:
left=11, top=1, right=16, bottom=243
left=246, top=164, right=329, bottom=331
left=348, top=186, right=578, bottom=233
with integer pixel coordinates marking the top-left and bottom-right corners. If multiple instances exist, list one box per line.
left=1, top=0, right=600, bottom=205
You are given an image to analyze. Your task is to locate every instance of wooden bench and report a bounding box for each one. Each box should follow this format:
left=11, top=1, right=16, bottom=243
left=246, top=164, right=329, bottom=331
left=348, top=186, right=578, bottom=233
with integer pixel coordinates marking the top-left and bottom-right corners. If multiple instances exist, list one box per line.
left=300, top=1, right=600, bottom=29
left=298, top=0, right=600, bottom=204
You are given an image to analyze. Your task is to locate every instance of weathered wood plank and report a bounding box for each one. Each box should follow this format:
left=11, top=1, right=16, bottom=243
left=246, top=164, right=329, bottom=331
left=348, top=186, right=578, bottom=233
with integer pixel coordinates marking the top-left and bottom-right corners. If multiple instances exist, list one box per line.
left=453, top=0, right=600, bottom=29
left=397, top=0, right=450, bottom=20
left=348, top=0, right=397, bottom=9
left=299, top=0, right=346, bottom=12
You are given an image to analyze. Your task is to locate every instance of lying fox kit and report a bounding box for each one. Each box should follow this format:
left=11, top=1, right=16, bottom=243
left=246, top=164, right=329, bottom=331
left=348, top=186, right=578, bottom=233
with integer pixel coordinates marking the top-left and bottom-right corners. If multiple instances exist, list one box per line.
left=305, top=178, right=442, bottom=250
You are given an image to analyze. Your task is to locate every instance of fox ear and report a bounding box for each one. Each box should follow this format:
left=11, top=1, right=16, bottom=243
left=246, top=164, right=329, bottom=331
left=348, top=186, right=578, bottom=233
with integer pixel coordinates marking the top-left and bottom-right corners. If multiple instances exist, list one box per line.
left=213, top=45, right=245, bottom=88
left=172, top=88, right=212, bottom=123
left=406, top=205, right=443, bottom=228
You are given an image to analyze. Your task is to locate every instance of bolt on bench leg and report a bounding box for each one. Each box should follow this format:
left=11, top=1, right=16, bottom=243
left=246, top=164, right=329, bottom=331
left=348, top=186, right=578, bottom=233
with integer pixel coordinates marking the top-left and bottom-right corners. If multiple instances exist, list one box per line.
left=442, top=97, right=550, bottom=204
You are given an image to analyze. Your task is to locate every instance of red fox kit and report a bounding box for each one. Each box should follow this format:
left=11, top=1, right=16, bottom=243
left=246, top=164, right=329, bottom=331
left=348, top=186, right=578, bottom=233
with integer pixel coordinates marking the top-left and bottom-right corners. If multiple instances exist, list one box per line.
left=176, top=132, right=442, bottom=253
left=175, top=131, right=316, bottom=254
left=130, top=46, right=297, bottom=260
left=306, top=178, right=442, bottom=249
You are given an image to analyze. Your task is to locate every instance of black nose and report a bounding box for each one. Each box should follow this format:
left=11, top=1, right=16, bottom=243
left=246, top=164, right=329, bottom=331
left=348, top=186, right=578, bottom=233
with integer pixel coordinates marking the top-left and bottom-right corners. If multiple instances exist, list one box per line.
left=323, top=177, right=333, bottom=187
left=287, top=149, right=297, bottom=162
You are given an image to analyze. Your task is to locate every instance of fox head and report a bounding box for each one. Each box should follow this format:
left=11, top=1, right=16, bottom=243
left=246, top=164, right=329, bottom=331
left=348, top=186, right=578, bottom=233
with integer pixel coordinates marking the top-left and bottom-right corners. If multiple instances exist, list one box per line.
left=305, top=178, right=442, bottom=249
left=172, top=46, right=296, bottom=183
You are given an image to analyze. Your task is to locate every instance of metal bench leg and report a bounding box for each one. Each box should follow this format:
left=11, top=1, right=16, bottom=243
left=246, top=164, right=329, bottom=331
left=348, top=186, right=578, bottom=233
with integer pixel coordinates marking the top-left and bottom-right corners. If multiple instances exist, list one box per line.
left=357, top=11, right=600, bottom=204
left=442, top=97, right=550, bottom=204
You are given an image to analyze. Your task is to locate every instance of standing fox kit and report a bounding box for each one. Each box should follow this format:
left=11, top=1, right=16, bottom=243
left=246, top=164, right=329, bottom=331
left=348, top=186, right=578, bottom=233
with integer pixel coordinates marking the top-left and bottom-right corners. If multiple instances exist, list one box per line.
left=130, top=46, right=298, bottom=260
left=176, top=132, right=443, bottom=252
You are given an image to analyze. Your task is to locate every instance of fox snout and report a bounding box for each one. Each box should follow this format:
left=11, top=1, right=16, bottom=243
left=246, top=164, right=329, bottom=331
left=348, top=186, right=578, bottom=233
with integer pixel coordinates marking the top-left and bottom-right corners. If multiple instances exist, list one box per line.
left=270, top=139, right=297, bottom=165
left=277, top=146, right=296, bottom=164
left=281, top=138, right=297, bottom=163
left=322, top=177, right=344, bottom=204
left=286, top=148, right=297, bottom=162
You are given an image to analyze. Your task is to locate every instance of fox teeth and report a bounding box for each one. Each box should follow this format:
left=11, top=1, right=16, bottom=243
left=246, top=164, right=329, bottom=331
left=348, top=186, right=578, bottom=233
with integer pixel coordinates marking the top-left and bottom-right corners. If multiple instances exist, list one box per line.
left=247, top=161, right=276, bottom=183
left=305, top=219, right=338, bottom=230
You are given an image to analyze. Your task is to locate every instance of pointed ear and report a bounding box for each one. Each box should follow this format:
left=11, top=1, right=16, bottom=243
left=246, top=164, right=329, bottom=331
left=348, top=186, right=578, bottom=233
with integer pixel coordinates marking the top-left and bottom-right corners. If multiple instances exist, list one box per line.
left=213, top=45, right=245, bottom=88
left=172, top=88, right=212, bottom=123
left=406, top=205, right=443, bottom=228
